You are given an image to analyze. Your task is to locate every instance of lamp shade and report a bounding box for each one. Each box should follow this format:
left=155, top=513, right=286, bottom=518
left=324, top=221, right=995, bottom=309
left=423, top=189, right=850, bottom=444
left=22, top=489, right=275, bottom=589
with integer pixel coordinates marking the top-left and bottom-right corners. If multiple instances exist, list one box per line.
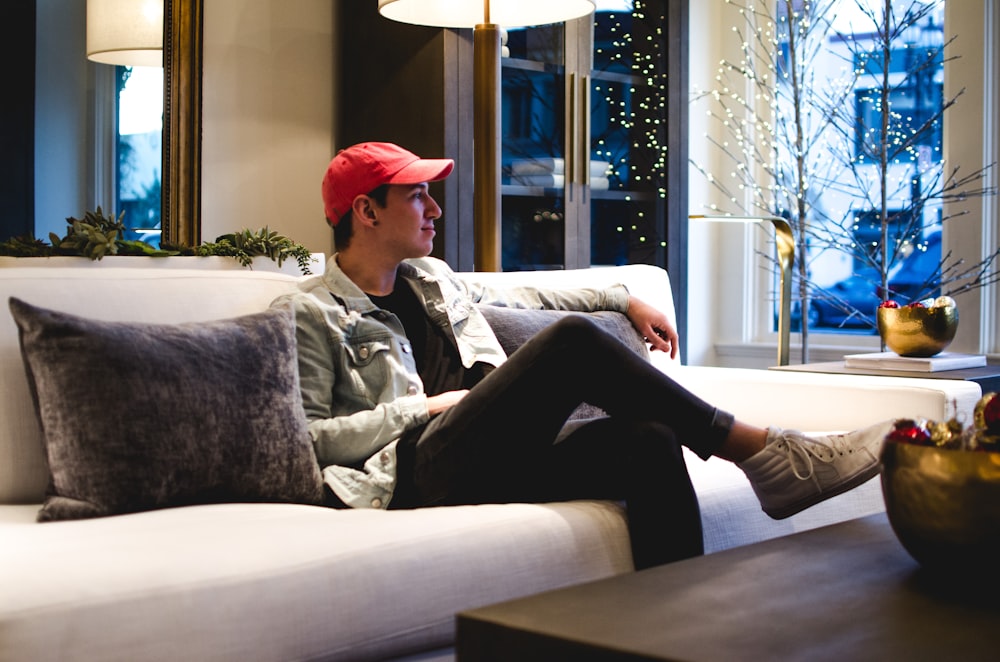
left=378, top=0, right=595, bottom=28
left=87, top=0, right=163, bottom=67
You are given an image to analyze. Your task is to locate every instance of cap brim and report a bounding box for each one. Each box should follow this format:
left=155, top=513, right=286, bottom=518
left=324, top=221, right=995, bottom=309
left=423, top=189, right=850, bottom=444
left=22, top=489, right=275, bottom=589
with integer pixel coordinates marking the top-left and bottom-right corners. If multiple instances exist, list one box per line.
left=386, top=158, right=454, bottom=185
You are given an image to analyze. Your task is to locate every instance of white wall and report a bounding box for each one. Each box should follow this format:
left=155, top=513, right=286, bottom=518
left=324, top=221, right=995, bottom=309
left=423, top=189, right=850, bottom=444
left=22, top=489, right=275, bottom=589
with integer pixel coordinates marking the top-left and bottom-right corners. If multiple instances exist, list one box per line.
left=34, top=0, right=92, bottom=239
left=943, top=0, right=997, bottom=356
left=201, top=0, right=336, bottom=255
left=686, top=0, right=765, bottom=368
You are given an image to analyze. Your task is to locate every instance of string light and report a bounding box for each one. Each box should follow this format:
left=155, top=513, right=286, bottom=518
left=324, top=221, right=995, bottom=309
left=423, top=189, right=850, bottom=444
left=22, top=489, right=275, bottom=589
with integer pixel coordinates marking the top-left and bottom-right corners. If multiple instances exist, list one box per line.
left=505, top=2, right=675, bottom=265
left=583, top=0, right=667, bottom=262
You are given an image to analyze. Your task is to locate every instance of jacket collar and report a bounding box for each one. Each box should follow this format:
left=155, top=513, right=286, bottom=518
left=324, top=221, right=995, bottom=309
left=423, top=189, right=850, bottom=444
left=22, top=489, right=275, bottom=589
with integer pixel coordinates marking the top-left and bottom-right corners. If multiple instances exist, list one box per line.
left=322, top=254, right=433, bottom=313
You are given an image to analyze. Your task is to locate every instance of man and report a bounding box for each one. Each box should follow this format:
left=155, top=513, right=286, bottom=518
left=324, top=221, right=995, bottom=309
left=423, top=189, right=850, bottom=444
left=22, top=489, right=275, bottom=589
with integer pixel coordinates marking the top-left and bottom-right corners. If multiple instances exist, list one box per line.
left=273, top=141, right=891, bottom=569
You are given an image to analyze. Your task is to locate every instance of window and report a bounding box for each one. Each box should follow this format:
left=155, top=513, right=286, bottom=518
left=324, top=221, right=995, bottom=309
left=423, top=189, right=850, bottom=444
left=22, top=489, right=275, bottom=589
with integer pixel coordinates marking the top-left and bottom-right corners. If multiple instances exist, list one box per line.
left=688, top=0, right=997, bottom=366
left=786, top=1, right=946, bottom=334
left=115, top=66, right=163, bottom=246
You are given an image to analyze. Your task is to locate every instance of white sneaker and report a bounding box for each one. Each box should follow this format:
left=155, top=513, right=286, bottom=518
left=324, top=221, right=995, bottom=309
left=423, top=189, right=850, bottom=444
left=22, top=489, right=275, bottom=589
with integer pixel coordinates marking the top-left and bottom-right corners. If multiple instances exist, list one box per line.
left=739, top=420, right=894, bottom=519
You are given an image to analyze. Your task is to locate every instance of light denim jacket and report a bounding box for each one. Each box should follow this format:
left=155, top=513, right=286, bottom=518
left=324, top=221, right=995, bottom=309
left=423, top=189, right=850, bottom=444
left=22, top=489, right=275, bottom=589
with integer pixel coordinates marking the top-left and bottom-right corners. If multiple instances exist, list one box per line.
left=271, top=255, right=631, bottom=509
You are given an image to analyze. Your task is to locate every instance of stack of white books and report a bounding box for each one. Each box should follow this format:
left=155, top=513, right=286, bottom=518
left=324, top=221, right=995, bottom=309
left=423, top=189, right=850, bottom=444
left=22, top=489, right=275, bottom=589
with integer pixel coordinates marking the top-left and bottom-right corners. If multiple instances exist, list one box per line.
left=843, top=351, right=987, bottom=372
left=509, top=158, right=611, bottom=190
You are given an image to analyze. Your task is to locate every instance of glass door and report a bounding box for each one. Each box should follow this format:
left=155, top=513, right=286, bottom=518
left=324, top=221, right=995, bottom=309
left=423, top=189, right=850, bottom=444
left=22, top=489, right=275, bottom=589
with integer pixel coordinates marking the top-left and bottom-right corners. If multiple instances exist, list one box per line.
left=500, top=1, right=667, bottom=271
left=501, top=23, right=569, bottom=271
left=588, top=1, right=666, bottom=267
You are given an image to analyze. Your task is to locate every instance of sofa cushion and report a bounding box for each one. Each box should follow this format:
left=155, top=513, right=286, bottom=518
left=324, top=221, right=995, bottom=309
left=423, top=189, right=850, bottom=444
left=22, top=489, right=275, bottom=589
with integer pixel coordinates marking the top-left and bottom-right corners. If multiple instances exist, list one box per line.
left=8, top=298, right=324, bottom=521
left=477, top=306, right=648, bottom=358
left=0, top=500, right=632, bottom=662
left=477, top=306, right=649, bottom=419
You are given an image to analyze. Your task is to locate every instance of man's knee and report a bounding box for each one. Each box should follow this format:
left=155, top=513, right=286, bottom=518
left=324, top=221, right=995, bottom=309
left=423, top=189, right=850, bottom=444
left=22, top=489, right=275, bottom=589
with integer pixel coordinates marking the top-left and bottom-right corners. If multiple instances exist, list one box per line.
left=546, top=314, right=610, bottom=347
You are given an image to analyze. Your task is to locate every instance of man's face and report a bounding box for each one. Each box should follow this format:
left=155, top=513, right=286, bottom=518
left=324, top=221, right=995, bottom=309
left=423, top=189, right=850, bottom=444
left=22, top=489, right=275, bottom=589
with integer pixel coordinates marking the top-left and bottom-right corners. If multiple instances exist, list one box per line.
left=371, top=183, right=442, bottom=259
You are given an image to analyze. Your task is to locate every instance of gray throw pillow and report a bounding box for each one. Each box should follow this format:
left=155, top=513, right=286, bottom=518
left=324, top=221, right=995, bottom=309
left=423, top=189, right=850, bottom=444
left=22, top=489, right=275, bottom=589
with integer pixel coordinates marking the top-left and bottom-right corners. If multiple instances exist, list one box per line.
left=476, top=306, right=650, bottom=420
left=9, top=297, right=325, bottom=522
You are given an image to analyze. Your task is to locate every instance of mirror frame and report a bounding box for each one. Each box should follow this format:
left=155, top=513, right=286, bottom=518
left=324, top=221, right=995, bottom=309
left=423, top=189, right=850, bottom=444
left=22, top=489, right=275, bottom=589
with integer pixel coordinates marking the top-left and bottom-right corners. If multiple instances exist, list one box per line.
left=162, top=0, right=203, bottom=246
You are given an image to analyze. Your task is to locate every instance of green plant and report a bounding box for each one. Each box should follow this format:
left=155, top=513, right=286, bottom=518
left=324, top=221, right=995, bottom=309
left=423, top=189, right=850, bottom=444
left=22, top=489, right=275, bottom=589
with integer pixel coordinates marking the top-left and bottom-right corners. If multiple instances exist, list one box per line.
left=0, top=235, right=51, bottom=258
left=59, top=207, right=176, bottom=259
left=1, top=209, right=313, bottom=275
left=178, top=227, right=314, bottom=274
left=0, top=207, right=170, bottom=259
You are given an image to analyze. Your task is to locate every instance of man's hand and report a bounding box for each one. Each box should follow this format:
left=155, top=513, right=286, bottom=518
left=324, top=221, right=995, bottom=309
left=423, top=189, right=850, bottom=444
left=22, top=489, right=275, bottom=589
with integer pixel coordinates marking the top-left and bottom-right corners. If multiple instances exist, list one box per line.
left=625, top=295, right=679, bottom=359
left=426, top=389, right=469, bottom=415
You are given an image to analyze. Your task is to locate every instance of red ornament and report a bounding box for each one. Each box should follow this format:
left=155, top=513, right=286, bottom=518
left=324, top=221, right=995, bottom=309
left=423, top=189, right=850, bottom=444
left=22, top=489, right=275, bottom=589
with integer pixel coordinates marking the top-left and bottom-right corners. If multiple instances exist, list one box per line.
left=907, top=301, right=927, bottom=308
left=887, top=419, right=932, bottom=446
left=879, top=300, right=900, bottom=309
left=982, top=393, right=1000, bottom=433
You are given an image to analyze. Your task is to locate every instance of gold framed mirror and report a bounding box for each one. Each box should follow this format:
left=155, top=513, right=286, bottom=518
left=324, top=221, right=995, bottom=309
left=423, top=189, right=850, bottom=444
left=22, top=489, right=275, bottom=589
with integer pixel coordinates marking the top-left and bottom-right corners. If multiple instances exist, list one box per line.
left=162, top=0, right=203, bottom=246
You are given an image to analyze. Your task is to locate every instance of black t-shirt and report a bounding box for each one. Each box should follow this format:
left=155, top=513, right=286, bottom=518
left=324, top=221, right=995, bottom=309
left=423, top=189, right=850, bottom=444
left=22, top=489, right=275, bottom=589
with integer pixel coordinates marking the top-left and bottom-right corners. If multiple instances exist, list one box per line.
left=367, top=277, right=490, bottom=396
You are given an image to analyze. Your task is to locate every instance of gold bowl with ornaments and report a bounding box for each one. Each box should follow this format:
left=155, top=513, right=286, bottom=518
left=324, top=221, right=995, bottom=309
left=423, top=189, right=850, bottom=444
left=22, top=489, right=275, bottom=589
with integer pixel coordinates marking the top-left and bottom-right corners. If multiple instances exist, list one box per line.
left=880, top=393, right=1000, bottom=572
left=876, top=296, right=958, bottom=357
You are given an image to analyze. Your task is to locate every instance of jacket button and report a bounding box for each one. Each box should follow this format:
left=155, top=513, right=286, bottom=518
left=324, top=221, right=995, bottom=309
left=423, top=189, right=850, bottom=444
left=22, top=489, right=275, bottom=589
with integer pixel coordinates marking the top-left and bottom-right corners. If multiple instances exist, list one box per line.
left=359, top=346, right=370, bottom=359
left=371, top=498, right=383, bottom=508
left=380, top=452, right=390, bottom=463
left=401, top=343, right=412, bottom=354
left=407, top=385, right=418, bottom=395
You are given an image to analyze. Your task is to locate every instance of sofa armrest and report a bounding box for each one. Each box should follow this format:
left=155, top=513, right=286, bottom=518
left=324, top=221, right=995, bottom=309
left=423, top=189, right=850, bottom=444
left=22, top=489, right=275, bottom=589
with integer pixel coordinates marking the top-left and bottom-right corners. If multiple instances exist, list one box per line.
left=650, top=355, right=981, bottom=433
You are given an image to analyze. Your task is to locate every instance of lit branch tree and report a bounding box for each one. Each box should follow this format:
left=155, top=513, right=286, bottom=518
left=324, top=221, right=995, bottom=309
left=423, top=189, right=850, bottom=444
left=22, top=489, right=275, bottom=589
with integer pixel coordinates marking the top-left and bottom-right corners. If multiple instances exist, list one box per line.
left=694, top=0, right=997, bottom=361
left=817, top=0, right=997, bottom=327
left=691, top=0, right=851, bottom=362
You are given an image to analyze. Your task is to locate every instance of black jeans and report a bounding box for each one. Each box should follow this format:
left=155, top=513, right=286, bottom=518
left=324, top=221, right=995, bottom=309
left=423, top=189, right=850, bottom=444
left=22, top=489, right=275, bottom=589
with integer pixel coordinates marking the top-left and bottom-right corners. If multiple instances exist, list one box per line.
left=394, top=315, right=734, bottom=569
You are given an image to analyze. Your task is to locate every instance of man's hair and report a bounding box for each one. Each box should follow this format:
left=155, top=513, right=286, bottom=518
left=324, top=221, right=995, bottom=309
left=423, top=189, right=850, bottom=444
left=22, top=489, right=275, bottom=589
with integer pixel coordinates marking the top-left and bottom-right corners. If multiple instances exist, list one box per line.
left=331, top=184, right=390, bottom=249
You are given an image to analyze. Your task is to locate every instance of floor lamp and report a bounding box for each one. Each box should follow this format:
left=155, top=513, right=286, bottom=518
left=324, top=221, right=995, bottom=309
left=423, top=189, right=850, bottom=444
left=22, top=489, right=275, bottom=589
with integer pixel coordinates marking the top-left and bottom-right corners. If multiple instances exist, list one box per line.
left=378, top=0, right=595, bottom=271
left=690, top=214, right=795, bottom=366
left=86, top=0, right=163, bottom=67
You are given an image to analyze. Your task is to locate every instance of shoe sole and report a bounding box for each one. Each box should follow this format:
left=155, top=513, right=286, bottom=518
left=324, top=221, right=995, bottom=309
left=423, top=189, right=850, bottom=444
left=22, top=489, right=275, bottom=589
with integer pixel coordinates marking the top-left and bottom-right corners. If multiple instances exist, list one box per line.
left=762, top=462, right=882, bottom=520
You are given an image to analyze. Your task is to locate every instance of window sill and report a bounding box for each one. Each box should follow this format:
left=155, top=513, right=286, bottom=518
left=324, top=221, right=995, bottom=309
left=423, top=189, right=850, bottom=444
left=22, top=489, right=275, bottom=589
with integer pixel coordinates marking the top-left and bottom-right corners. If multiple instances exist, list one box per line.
left=710, top=341, right=881, bottom=369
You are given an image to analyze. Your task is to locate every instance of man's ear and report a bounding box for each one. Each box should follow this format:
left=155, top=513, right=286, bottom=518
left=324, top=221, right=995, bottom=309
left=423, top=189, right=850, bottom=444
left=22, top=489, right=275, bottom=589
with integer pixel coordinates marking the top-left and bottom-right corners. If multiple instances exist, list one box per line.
left=352, top=195, right=379, bottom=227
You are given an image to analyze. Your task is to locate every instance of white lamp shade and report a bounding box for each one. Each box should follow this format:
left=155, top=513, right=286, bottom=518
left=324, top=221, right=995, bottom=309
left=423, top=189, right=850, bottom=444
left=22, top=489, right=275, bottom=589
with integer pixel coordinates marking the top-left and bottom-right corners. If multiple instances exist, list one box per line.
left=378, top=0, right=595, bottom=28
left=87, top=0, right=164, bottom=67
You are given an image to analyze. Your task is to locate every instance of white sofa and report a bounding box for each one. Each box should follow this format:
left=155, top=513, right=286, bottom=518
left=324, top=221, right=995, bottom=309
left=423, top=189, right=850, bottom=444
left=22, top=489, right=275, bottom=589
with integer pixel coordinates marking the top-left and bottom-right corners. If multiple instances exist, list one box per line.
left=0, top=257, right=981, bottom=662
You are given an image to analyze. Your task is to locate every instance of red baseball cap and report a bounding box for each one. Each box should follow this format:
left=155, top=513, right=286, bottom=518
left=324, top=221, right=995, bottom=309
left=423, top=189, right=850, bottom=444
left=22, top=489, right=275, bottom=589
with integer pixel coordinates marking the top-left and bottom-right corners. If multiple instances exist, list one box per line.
left=322, top=142, right=455, bottom=224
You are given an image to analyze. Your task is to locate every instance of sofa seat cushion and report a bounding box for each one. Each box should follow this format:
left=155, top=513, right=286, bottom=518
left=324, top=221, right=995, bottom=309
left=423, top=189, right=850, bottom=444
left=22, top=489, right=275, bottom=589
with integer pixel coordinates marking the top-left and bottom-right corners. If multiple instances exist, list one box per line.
left=9, top=299, right=325, bottom=521
left=0, top=500, right=632, bottom=662
left=658, top=359, right=982, bottom=432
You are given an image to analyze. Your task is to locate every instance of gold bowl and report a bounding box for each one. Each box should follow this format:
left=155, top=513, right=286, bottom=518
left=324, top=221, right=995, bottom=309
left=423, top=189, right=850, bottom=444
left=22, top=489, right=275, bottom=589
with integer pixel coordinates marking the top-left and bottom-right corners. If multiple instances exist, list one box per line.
left=877, top=304, right=958, bottom=357
left=880, top=441, right=1000, bottom=571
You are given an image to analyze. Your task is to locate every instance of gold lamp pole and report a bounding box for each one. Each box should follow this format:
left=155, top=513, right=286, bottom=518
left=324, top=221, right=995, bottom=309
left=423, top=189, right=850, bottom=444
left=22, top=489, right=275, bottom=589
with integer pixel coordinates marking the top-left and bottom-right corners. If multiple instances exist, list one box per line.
left=474, top=1, right=502, bottom=272
left=378, top=0, right=595, bottom=272
left=690, top=214, right=794, bottom=366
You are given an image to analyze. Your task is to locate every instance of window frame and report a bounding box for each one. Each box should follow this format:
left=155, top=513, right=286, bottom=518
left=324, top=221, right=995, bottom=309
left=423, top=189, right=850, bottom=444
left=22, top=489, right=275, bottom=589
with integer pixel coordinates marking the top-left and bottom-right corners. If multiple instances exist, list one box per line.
left=687, top=0, right=999, bottom=367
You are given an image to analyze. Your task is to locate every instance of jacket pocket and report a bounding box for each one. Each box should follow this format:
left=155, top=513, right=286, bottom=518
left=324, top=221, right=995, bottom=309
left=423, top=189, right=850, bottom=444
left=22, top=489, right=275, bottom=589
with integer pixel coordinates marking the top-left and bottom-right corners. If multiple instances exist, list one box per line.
left=344, top=336, right=392, bottom=366
left=343, top=334, right=395, bottom=402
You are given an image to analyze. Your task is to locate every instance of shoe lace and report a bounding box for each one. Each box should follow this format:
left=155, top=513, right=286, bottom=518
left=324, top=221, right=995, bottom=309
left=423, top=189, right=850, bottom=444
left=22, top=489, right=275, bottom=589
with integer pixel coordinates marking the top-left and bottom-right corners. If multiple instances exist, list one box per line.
left=779, top=434, right=842, bottom=481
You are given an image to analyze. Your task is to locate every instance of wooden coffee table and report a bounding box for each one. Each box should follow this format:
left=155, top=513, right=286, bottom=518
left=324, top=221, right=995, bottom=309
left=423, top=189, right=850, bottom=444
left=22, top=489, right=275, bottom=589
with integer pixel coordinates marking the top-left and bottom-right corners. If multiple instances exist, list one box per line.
left=456, top=514, right=998, bottom=660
